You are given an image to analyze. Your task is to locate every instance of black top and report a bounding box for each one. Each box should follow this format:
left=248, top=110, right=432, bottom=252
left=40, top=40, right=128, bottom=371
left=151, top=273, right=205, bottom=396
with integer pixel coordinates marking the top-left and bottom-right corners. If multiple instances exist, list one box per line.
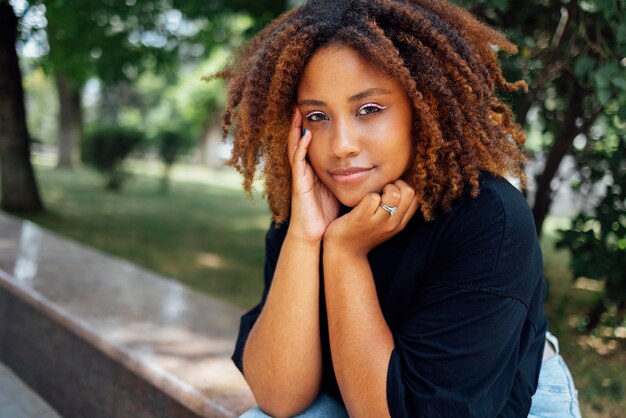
left=232, top=173, right=547, bottom=417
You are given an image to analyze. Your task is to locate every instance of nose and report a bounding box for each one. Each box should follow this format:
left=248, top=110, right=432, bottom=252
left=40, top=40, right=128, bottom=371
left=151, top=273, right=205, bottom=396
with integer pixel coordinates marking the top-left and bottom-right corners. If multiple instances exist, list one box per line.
left=331, top=120, right=360, bottom=158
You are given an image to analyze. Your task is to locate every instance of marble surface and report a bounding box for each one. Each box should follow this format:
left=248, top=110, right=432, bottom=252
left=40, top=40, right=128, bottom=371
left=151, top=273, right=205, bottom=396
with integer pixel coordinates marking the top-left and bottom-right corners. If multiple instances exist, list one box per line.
left=0, top=212, right=255, bottom=417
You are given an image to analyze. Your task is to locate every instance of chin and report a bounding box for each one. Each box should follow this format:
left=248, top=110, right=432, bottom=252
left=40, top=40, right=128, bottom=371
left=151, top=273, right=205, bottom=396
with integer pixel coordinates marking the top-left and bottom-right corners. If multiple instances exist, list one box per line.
left=334, top=187, right=381, bottom=208
left=337, top=196, right=360, bottom=208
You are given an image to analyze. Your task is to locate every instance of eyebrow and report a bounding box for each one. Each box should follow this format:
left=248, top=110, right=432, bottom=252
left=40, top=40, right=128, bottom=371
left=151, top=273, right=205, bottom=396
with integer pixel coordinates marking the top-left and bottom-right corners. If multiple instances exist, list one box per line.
left=298, top=87, right=392, bottom=107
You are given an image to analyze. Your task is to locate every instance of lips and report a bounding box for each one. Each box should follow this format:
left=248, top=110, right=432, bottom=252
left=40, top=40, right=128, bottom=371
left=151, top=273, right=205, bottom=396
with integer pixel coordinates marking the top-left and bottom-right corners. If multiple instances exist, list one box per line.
left=329, top=166, right=374, bottom=184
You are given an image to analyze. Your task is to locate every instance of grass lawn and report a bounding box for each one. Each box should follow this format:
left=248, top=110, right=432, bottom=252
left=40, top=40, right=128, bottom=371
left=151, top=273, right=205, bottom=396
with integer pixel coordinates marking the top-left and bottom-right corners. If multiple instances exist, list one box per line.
left=10, top=157, right=626, bottom=417
left=25, top=156, right=272, bottom=308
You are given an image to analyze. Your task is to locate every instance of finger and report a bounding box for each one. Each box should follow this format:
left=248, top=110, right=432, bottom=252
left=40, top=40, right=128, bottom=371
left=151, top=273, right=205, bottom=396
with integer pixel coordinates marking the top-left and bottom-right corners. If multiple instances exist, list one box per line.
left=292, top=129, right=312, bottom=178
left=287, top=107, right=304, bottom=166
left=375, top=183, right=402, bottom=218
left=352, top=193, right=381, bottom=218
left=394, top=179, right=417, bottom=219
left=381, top=183, right=402, bottom=207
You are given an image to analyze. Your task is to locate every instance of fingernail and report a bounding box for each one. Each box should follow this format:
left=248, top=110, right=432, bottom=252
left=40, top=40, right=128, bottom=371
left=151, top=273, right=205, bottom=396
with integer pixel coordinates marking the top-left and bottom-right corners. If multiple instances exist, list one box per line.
left=301, top=128, right=308, bottom=138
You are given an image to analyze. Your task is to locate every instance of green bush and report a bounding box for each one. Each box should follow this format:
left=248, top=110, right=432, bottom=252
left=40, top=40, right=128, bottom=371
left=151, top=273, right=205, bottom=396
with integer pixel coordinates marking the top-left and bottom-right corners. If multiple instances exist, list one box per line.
left=82, top=126, right=145, bottom=190
left=155, top=129, right=195, bottom=193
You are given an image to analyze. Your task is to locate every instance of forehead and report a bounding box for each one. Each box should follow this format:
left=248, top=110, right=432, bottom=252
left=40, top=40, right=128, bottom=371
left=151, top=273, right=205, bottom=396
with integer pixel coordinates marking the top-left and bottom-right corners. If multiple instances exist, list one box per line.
left=297, top=45, right=401, bottom=98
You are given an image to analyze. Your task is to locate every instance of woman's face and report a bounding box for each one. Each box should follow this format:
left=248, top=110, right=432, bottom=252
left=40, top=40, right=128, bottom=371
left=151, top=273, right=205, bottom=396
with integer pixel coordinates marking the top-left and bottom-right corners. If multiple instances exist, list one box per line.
left=297, top=45, right=414, bottom=207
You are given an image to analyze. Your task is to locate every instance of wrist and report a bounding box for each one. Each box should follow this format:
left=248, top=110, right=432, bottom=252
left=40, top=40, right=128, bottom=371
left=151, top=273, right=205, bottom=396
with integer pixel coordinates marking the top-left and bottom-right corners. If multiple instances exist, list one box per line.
left=286, top=227, right=323, bottom=247
left=323, top=238, right=369, bottom=260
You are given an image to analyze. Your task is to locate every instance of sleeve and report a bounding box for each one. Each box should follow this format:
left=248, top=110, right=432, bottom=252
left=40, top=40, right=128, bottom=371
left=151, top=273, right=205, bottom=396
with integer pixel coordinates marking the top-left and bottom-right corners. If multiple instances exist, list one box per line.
left=386, top=185, right=540, bottom=418
left=231, top=221, right=288, bottom=374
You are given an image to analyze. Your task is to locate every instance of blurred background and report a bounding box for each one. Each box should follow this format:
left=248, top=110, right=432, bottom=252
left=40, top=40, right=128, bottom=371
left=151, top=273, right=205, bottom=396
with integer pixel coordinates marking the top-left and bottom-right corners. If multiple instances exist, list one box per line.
left=0, top=0, right=625, bottom=416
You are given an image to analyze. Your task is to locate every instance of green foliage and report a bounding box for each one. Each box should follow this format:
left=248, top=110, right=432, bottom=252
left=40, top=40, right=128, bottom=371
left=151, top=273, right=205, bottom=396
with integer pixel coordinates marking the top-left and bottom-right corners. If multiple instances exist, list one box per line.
left=457, top=0, right=626, bottom=135
left=156, top=129, right=194, bottom=166
left=40, top=0, right=185, bottom=86
left=32, top=0, right=285, bottom=90
left=556, top=136, right=626, bottom=308
left=22, top=65, right=58, bottom=145
left=172, top=0, right=288, bottom=35
left=81, top=126, right=145, bottom=190
left=137, top=48, right=229, bottom=142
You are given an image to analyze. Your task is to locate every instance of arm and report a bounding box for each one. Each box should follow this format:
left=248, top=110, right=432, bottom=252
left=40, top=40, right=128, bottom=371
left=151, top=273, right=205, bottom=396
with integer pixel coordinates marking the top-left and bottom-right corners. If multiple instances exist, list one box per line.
left=325, top=180, right=544, bottom=417
left=240, top=109, right=340, bottom=417
left=322, top=181, right=418, bottom=417
left=323, top=248, right=394, bottom=418
left=242, top=231, right=323, bottom=417
left=385, top=184, right=545, bottom=417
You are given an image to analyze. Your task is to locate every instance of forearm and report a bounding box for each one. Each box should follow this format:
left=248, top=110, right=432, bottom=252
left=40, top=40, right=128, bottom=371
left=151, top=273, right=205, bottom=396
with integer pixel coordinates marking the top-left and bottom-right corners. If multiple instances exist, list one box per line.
left=243, top=229, right=323, bottom=416
left=323, top=249, right=394, bottom=418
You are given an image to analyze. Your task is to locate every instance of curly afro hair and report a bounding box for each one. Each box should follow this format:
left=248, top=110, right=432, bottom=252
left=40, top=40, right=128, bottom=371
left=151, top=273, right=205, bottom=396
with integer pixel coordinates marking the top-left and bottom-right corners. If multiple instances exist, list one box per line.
left=215, top=0, right=528, bottom=224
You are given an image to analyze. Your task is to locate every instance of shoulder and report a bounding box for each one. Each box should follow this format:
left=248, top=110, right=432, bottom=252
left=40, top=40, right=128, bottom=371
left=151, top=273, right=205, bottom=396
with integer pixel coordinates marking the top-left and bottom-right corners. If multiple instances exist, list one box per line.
left=427, top=173, right=542, bottom=297
left=478, top=173, right=534, bottom=222
left=443, top=173, right=536, bottom=240
left=475, top=173, right=538, bottom=249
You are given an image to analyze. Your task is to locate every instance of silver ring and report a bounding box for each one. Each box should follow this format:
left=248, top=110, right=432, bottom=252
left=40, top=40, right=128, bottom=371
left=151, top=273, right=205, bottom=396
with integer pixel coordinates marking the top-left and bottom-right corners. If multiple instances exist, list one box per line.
left=380, top=204, right=397, bottom=216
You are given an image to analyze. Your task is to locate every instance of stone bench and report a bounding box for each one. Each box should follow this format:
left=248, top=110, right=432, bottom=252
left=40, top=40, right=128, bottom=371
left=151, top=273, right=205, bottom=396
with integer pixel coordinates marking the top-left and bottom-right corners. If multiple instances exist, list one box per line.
left=0, top=212, right=255, bottom=418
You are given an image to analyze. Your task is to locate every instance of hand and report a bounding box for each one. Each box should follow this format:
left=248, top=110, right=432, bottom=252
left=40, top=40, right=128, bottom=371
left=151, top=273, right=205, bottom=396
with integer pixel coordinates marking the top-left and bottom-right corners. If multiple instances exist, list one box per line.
left=323, top=180, right=419, bottom=257
left=287, top=108, right=340, bottom=242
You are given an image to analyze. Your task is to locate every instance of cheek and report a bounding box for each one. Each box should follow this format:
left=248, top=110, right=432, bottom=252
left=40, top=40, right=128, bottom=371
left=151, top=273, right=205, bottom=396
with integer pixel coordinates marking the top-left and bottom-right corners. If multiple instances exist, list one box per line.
left=306, top=139, right=326, bottom=175
left=390, top=110, right=413, bottom=149
left=396, top=133, right=413, bottom=167
left=375, top=120, right=411, bottom=151
left=383, top=121, right=413, bottom=169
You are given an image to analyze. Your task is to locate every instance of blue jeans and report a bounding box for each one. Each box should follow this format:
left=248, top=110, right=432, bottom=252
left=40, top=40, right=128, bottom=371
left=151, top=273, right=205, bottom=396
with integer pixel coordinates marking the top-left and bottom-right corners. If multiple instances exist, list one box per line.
left=528, top=331, right=582, bottom=418
left=240, top=332, right=581, bottom=418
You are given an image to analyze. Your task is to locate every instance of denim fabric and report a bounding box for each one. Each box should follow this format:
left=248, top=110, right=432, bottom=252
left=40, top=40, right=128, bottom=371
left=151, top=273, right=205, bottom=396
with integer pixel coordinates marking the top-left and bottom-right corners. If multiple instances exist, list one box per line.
left=528, top=332, right=582, bottom=418
left=239, top=392, right=349, bottom=418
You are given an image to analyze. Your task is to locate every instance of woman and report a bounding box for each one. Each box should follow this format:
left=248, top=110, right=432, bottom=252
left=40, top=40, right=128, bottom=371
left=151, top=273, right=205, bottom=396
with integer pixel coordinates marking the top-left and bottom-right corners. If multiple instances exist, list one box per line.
left=218, top=0, right=582, bottom=416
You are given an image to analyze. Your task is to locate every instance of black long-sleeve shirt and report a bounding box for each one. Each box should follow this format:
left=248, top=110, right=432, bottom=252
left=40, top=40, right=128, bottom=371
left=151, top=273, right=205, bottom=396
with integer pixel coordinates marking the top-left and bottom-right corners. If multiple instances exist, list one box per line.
left=232, top=173, right=547, bottom=417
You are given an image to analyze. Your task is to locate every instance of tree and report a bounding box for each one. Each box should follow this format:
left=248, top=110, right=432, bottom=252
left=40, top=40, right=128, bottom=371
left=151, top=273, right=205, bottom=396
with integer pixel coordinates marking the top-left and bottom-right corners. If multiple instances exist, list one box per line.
left=556, top=125, right=626, bottom=331
left=457, top=0, right=626, bottom=236
left=41, top=0, right=187, bottom=168
left=172, top=0, right=288, bottom=34
left=40, top=0, right=289, bottom=169
left=0, top=1, right=43, bottom=212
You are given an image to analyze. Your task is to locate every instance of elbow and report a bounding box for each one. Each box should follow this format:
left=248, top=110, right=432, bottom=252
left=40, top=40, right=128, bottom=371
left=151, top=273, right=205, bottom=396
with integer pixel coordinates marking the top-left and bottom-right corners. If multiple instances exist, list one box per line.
left=253, top=392, right=318, bottom=418
left=242, top=354, right=322, bottom=417
left=247, top=374, right=321, bottom=418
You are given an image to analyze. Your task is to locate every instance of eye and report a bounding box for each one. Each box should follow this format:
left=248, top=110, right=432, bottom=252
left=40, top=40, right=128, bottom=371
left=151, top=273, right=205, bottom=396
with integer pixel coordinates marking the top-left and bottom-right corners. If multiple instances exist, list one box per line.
left=305, top=111, right=329, bottom=122
left=358, top=103, right=388, bottom=116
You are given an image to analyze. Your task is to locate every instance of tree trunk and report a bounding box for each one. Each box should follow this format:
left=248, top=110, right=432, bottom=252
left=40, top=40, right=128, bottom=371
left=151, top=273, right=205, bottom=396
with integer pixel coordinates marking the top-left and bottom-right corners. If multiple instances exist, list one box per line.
left=0, top=2, right=44, bottom=213
left=160, top=163, right=171, bottom=194
left=55, top=74, right=82, bottom=169
left=532, top=81, right=583, bottom=236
